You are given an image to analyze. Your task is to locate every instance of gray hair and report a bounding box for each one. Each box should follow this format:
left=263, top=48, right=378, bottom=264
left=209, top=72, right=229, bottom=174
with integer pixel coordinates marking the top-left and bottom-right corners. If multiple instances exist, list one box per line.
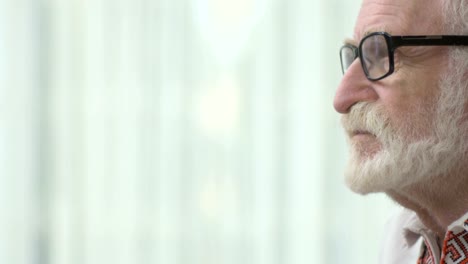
left=443, top=0, right=468, bottom=35
left=443, top=0, right=468, bottom=79
left=443, top=0, right=468, bottom=34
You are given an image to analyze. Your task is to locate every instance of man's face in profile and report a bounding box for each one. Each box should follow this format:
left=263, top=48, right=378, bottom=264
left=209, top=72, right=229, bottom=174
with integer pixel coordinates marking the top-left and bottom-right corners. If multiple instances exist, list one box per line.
left=333, top=0, right=468, bottom=194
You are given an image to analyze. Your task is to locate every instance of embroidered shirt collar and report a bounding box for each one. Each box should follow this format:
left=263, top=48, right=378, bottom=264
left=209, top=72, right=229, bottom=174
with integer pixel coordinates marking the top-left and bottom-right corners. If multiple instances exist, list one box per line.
left=401, top=210, right=430, bottom=247
left=401, top=210, right=468, bottom=245
left=446, top=211, right=468, bottom=233
left=400, top=210, right=468, bottom=264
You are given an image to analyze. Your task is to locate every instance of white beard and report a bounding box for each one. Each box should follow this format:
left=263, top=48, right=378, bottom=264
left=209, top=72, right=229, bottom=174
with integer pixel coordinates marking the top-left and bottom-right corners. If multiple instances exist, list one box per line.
left=341, top=53, right=468, bottom=194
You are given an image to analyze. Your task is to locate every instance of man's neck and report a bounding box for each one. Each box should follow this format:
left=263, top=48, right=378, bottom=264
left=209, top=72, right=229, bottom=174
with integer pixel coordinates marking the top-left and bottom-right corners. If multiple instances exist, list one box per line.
left=386, top=171, right=468, bottom=241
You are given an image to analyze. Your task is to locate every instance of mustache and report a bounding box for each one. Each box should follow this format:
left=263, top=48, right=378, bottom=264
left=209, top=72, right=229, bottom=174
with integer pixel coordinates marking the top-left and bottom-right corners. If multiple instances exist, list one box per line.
left=341, top=102, right=392, bottom=138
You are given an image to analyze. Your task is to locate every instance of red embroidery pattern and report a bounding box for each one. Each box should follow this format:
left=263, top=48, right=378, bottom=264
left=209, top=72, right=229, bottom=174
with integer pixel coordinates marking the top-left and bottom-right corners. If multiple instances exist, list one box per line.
left=441, top=230, right=468, bottom=264
left=418, top=240, right=435, bottom=264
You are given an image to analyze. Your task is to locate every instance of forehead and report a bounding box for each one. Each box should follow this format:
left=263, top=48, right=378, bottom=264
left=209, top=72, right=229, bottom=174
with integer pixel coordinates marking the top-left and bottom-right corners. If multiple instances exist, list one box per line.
left=354, top=0, right=444, bottom=41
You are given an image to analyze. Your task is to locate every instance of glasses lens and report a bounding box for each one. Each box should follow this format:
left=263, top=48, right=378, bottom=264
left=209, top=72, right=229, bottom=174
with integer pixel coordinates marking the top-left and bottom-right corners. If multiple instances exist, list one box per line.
left=340, top=45, right=357, bottom=74
left=361, top=34, right=390, bottom=80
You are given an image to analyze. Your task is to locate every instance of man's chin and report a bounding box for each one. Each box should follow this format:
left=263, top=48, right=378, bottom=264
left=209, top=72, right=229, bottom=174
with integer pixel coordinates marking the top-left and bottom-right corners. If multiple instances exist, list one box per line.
left=343, top=152, right=394, bottom=195
left=344, top=172, right=386, bottom=195
left=344, top=173, right=387, bottom=194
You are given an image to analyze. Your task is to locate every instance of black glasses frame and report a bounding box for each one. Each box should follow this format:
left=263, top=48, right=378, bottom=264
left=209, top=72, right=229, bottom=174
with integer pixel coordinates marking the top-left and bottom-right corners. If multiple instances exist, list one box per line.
left=340, top=31, right=468, bottom=81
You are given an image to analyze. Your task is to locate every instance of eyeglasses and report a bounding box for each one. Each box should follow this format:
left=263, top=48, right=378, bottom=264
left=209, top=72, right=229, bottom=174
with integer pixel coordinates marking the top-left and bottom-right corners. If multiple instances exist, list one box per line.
left=340, top=32, right=468, bottom=81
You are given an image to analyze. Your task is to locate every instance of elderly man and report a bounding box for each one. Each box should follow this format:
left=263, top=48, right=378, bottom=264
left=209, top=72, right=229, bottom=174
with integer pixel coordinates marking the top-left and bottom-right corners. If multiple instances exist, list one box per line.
left=334, top=0, right=468, bottom=263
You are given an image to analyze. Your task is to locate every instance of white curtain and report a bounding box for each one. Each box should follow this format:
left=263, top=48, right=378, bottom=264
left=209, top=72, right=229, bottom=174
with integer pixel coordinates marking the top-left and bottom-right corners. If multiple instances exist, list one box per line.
left=0, top=0, right=396, bottom=263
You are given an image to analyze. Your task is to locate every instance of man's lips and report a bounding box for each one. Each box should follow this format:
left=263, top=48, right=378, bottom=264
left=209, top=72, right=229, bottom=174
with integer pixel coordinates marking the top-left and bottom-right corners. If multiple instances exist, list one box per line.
left=354, top=130, right=372, bottom=135
left=349, top=130, right=375, bottom=138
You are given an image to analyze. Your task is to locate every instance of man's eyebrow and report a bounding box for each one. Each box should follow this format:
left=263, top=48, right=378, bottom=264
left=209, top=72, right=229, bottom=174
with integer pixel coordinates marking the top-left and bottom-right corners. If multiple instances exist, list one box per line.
left=363, top=28, right=392, bottom=37
left=343, top=38, right=357, bottom=46
left=363, top=30, right=375, bottom=37
left=343, top=28, right=391, bottom=46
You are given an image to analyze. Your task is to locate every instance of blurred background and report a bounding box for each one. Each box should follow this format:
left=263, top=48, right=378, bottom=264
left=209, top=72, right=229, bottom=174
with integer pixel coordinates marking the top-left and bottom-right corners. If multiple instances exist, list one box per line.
left=0, top=0, right=397, bottom=263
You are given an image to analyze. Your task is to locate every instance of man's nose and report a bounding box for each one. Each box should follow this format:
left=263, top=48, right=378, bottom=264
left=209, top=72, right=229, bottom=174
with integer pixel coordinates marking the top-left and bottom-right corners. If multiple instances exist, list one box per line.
left=333, top=59, right=379, bottom=113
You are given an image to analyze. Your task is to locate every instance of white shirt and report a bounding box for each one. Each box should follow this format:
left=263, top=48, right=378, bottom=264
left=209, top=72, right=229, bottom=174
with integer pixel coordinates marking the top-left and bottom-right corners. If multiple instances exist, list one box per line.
left=379, top=208, right=468, bottom=264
